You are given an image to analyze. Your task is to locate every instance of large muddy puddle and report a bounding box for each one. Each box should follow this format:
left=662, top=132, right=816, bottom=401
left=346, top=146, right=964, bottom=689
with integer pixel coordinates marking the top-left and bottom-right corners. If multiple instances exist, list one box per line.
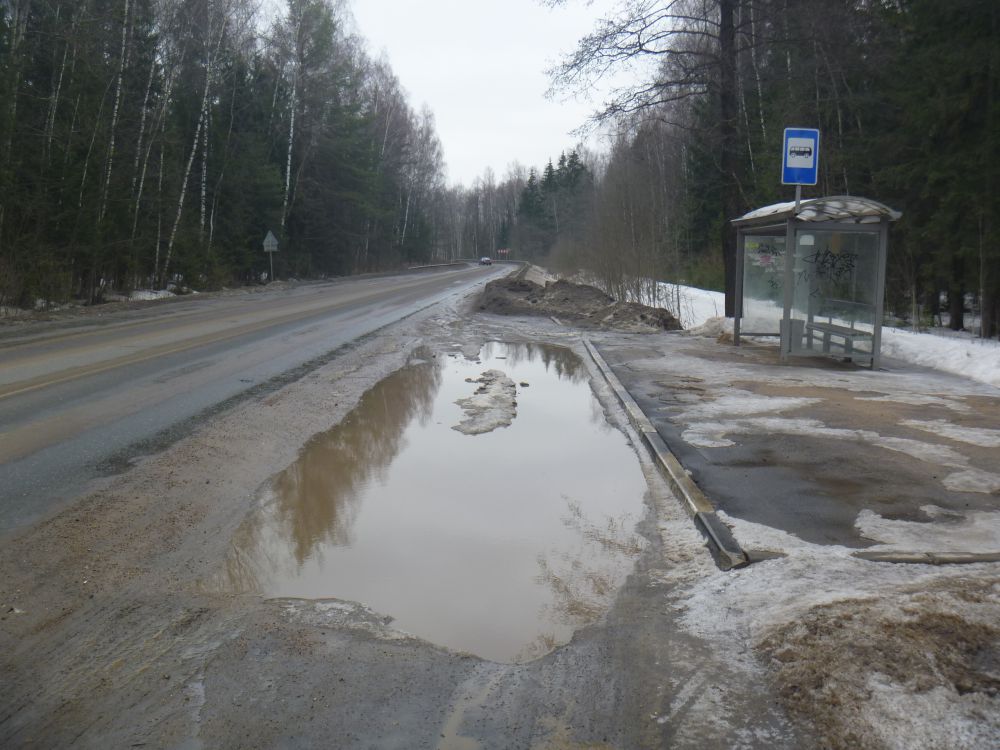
left=217, top=343, right=648, bottom=662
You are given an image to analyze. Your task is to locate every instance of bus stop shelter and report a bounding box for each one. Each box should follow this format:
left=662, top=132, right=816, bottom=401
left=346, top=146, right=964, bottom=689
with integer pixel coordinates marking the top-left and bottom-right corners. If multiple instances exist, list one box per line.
left=732, top=196, right=901, bottom=368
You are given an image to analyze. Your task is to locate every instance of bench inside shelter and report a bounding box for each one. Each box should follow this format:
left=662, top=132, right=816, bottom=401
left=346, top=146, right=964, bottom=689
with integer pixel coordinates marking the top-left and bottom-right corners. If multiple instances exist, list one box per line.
left=802, top=298, right=874, bottom=363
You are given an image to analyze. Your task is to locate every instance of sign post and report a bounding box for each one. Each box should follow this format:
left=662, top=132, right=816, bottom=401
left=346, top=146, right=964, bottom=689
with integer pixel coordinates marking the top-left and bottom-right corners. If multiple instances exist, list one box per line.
left=263, top=230, right=278, bottom=282
left=781, top=127, right=820, bottom=212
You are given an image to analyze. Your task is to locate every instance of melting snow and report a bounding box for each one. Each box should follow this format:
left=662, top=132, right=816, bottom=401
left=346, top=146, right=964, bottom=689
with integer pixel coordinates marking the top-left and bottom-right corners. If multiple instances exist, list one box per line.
left=677, top=391, right=821, bottom=420
left=857, top=505, right=1000, bottom=552
left=452, top=369, right=518, bottom=435
left=857, top=393, right=972, bottom=413
left=901, top=419, right=1000, bottom=448
left=942, top=469, right=1000, bottom=495
left=860, top=678, right=1000, bottom=750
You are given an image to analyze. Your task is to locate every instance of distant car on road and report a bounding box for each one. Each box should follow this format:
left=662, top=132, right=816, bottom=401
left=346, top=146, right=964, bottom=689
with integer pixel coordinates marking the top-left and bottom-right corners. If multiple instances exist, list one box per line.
left=479, top=257, right=492, bottom=265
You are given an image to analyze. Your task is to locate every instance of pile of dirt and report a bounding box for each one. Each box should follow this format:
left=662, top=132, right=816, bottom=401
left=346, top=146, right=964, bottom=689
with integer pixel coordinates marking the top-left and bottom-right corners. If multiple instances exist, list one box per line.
left=479, top=278, right=681, bottom=332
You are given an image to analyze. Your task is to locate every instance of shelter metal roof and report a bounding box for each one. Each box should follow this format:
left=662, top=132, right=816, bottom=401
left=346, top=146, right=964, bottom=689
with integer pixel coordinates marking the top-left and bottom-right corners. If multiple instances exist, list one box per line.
left=732, top=196, right=902, bottom=227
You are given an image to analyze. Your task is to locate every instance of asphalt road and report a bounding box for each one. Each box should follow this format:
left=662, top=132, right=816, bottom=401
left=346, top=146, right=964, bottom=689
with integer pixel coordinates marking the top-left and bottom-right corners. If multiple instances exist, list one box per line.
left=0, top=264, right=506, bottom=532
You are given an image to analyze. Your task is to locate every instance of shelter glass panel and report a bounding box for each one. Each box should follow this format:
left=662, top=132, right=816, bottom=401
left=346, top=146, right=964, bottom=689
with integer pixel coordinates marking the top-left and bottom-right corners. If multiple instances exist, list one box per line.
left=740, top=233, right=786, bottom=335
left=787, top=230, right=879, bottom=361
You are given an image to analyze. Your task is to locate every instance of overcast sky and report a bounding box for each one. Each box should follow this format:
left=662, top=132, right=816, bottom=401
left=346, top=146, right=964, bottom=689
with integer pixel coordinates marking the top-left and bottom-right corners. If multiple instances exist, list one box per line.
left=347, top=0, right=626, bottom=187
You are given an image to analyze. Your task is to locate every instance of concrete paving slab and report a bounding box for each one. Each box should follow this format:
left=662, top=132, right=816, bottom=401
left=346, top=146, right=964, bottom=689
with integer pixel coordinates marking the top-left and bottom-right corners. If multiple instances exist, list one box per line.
left=590, top=332, right=1000, bottom=555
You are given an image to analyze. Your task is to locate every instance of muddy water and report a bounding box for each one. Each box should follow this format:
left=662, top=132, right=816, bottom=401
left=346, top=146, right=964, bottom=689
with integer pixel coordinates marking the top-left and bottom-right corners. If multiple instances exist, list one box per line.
left=219, top=343, right=648, bottom=662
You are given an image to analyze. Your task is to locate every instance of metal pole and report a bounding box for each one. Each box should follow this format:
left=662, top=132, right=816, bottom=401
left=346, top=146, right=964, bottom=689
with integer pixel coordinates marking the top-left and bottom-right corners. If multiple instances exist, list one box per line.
left=269, top=251, right=274, bottom=282
left=794, top=184, right=802, bottom=214
left=780, top=218, right=797, bottom=362
left=734, top=229, right=744, bottom=346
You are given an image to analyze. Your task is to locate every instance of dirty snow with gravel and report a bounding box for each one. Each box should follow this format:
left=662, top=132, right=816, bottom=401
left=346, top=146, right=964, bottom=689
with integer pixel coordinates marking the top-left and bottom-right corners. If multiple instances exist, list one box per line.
left=666, top=511, right=1000, bottom=750
left=659, top=282, right=1000, bottom=388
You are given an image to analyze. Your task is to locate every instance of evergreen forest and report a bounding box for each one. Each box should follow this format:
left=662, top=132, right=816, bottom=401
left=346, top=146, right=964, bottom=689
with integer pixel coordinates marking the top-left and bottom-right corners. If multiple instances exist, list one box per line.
left=0, top=0, right=454, bottom=305
left=1, top=0, right=997, bottom=339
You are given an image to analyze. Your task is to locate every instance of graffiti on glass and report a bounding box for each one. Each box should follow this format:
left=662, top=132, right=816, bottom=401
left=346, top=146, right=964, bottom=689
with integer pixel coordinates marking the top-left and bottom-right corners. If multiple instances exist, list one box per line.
left=797, top=249, right=858, bottom=296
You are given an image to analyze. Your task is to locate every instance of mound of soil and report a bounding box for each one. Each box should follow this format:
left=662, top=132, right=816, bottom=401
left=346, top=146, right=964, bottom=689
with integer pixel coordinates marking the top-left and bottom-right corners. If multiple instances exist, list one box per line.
left=480, top=278, right=681, bottom=332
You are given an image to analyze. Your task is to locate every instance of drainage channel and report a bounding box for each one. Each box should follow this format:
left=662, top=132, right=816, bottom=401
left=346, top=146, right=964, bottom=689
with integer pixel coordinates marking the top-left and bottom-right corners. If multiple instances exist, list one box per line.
left=215, top=342, right=648, bottom=663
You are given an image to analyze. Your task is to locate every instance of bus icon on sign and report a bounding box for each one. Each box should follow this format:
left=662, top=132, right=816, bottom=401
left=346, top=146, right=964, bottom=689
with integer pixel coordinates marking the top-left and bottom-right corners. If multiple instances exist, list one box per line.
left=786, top=138, right=815, bottom=166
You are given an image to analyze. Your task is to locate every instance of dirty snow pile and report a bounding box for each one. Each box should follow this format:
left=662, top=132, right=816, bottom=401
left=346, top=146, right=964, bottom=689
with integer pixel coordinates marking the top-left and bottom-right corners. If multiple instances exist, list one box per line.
left=659, top=282, right=1000, bottom=389
left=667, top=512, right=1000, bottom=750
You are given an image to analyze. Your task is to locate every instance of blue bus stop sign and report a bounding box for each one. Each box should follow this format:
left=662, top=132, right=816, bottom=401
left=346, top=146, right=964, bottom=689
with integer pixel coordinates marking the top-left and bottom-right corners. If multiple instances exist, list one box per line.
left=781, top=128, right=820, bottom=185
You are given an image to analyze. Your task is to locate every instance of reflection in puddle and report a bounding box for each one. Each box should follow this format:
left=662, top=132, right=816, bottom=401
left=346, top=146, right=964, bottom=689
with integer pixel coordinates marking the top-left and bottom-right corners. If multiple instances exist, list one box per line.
left=218, top=343, right=647, bottom=662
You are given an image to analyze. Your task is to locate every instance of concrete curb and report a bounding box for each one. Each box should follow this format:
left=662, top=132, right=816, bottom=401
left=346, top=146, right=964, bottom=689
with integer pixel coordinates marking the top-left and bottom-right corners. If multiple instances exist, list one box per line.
left=584, top=339, right=749, bottom=571
left=852, top=551, right=1000, bottom=565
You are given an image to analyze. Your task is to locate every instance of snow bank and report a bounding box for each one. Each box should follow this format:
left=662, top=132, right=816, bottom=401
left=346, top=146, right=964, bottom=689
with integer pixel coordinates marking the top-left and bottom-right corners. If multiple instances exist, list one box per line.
left=881, top=326, right=1000, bottom=388
left=130, top=289, right=175, bottom=301
left=656, top=283, right=725, bottom=330
left=659, top=282, right=1000, bottom=389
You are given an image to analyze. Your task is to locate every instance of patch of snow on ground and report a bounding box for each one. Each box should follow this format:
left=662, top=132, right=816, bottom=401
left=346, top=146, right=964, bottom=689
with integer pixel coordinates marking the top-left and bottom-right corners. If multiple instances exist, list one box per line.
left=685, top=416, right=962, bottom=464
left=660, top=282, right=1000, bottom=389
left=901, top=419, right=1000, bottom=448
left=678, top=392, right=820, bottom=420
left=942, top=469, right=1000, bottom=495
left=856, top=392, right=971, bottom=413
left=861, top=677, right=1000, bottom=750
left=856, top=506, right=1000, bottom=552
left=130, top=289, right=175, bottom=301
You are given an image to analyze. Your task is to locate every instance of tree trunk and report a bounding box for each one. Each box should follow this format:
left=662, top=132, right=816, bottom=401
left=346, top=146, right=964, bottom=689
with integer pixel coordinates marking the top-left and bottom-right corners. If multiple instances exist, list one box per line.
left=209, top=74, right=239, bottom=253
left=199, top=94, right=209, bottom=242
left=133, top=64, right=177, bottom=247
left=129, top=52, right=159, bottom=248
left=281, top=29, right=299, bottom=229
left=44, top=11, right=72, bottom=168
left=719, top=0, right=739, bottom=317
left=948, top=254, right=965, bottom=331
left=748, top=0, right=766, bottom=141
left=401, top=190, right=411, bottom=248
left=163, top=69, right=211, bottom=286
left=154, top=129, right=164, bottom=283
left=99, top=0, right=132, bottom=225
left=983, top=2, right=998, bottom=339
